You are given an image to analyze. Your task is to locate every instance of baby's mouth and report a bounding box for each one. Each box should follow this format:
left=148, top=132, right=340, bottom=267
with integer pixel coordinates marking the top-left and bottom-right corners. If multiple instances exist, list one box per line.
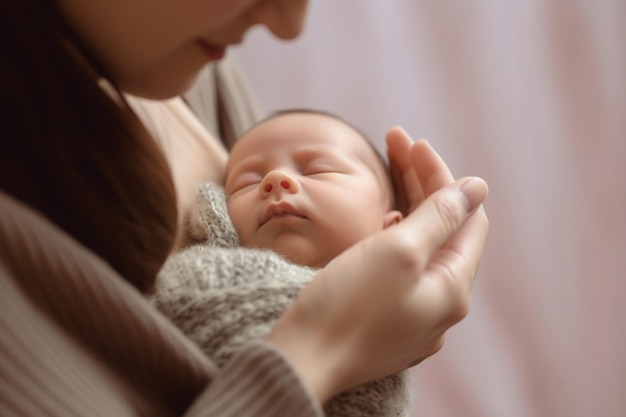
left=261, top=202, right=306, bottom=226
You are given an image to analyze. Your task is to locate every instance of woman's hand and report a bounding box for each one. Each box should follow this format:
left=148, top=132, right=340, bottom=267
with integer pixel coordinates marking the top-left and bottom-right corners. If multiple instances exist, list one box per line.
left=267, top=127, right=489, bottom=403
left=387, top=126, right=456, bottom=214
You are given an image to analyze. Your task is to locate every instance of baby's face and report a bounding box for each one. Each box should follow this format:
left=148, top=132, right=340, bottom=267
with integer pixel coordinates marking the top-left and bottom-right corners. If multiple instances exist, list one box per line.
left=225, top=112, right=397, bottom=267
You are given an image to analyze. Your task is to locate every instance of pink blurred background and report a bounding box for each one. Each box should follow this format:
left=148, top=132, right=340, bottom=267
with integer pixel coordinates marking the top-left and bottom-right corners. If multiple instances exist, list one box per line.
left=233, top=1, right=625, bottom=416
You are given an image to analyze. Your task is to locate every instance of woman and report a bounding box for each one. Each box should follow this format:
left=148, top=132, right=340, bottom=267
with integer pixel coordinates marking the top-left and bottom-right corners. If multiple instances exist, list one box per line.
left=0, top=0, right=489, bottom=416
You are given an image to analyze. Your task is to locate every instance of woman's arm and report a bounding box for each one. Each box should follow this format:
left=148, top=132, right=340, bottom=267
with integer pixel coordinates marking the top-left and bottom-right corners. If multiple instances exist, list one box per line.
left=266, top=128, right=489, bottom=402
left=0, top=190, right=324, bottom=417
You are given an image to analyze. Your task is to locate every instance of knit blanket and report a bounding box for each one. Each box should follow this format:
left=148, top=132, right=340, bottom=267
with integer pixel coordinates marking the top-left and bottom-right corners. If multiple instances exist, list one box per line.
left=152, top=183, right=410, bottom=416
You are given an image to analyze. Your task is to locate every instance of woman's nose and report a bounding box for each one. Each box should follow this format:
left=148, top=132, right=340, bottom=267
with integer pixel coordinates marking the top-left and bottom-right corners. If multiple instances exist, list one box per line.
left=247, top=0, right=310, bottom=40
left=259, top=170, right=300, bottom=198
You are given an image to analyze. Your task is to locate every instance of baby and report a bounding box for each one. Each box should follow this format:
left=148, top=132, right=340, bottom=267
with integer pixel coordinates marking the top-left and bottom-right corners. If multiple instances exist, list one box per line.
left=154, top=110, right=411, bottom=417
left=225, top=109, right=403, bottom=267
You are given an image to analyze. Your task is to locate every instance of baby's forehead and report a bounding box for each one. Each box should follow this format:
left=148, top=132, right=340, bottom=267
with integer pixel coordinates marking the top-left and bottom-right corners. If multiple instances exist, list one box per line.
left=234, top=112, right=377, bottom=161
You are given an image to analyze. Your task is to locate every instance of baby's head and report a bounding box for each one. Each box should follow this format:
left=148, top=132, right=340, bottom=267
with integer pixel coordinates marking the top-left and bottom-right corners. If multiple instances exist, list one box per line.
left=225, top=110, right=402, bottom=267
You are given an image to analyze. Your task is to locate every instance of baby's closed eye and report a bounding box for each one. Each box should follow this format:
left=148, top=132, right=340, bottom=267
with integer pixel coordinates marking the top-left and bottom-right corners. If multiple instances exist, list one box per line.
left=301, top=161, right=346, bottom=176
left=227, top=172, right=263, bottom=193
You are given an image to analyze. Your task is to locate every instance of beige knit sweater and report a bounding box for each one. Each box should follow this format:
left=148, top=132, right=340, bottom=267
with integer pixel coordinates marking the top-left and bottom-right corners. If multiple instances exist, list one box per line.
left=152, top=183, right=411, bottom=417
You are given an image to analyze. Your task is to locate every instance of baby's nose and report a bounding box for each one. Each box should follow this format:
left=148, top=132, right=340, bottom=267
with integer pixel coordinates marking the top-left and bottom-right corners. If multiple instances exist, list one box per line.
left=259, top=170, right=299, bottom=197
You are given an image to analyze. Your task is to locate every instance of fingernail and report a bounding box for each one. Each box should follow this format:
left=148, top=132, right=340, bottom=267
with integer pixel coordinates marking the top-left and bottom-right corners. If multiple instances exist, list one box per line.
left=459, top=177, right=487, bottom=212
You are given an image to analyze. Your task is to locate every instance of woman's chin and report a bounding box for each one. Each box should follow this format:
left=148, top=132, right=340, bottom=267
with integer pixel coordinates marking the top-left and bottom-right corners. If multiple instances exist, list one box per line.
left=117, top=72, right=200, bottom=101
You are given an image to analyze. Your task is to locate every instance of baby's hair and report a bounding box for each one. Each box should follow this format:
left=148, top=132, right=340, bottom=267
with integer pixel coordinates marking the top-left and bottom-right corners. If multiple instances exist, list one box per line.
left=267, top=109, right=387, bottom=163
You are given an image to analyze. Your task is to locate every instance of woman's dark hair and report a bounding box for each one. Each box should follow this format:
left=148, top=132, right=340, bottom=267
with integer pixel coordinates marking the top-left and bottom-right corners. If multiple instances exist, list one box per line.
left=1, top=0, right=178, bottom=292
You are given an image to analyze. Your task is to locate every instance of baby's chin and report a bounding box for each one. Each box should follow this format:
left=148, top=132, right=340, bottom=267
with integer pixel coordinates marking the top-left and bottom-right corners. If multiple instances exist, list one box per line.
left=309, top=257, right=332, bottom=269
left=248, top=234, right=333, bottom=268
left=280, top=250, right=331, bottom=269
left=260, top=244, right=331, bottom=269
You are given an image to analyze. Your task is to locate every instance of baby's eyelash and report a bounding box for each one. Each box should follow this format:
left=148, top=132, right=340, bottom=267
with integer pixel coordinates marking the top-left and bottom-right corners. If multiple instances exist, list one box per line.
left=228, top=173, right=263, bottom=192
left=302, top=163, right=337, bottom=175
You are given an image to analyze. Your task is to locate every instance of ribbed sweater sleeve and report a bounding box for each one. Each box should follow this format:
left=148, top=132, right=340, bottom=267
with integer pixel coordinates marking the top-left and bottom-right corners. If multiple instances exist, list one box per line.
left=186, top=340, right=322, bottom=417
left=0, top=190, right=322, bottom=417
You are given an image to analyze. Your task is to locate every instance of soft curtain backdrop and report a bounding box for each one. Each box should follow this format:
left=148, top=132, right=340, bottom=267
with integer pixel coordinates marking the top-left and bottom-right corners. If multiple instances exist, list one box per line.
left=233, top=1, right=625, bottom=416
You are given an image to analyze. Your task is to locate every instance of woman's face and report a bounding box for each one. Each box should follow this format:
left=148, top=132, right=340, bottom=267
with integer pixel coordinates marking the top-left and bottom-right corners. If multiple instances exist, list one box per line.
left=54, top=0, right=309, bottom=98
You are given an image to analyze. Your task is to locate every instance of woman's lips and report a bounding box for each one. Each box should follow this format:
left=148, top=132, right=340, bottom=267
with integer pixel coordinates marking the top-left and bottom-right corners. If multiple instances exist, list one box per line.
left=196, top=39, right=226, bottom=60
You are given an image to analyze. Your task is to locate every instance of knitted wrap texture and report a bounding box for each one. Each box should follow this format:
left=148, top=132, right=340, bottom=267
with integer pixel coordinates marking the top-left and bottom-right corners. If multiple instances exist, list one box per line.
left=152, top=183, right=410, bottom=416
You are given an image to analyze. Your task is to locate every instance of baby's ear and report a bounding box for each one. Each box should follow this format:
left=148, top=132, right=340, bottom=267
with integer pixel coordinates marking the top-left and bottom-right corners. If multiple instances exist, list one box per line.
left=383, top=210, right=403, bottom=228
